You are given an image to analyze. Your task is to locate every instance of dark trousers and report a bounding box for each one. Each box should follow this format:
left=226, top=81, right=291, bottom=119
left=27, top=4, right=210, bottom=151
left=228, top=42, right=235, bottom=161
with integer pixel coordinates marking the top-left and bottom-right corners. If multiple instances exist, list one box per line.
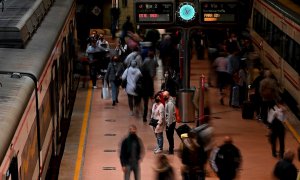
left=127, top=94, right=141, bottom=112
left=89, top=63, right=97, bottom=86
left=142, top=96, right=149, bottom=120
left=270, top=128, right=285, bottom=158
left=166, top=122, right=176, bottom=152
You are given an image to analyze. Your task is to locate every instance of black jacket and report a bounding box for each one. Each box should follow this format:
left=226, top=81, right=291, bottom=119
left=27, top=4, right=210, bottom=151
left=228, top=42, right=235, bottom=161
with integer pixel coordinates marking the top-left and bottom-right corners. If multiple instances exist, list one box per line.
left=120, top=134, right=144, bottom=166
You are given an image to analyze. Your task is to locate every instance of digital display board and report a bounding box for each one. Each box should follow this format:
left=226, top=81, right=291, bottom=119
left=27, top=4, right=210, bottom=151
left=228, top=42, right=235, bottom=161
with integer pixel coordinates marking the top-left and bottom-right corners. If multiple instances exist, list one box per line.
left=135, top=2, right=174, bottom=24
left=199, top=1, right=238, bottom=24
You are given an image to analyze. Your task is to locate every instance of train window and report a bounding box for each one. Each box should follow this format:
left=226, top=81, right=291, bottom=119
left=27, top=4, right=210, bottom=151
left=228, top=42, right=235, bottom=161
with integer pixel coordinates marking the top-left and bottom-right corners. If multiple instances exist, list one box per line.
left=280, top=31, right=300, bottom=74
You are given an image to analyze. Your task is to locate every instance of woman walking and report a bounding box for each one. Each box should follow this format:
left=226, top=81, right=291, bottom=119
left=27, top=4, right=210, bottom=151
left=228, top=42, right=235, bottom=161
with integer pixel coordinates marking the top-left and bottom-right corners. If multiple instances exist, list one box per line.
left=122, top=60, right=142, bottom=116
left=105, top=55, right=124, bottom=106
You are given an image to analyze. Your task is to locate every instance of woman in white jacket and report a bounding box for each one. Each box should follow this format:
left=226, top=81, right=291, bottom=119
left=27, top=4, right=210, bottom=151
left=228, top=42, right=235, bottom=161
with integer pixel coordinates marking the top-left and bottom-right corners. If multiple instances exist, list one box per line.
left=151, top=94, right=165, bottom=154
left=122, top=60, right=142, bottom=116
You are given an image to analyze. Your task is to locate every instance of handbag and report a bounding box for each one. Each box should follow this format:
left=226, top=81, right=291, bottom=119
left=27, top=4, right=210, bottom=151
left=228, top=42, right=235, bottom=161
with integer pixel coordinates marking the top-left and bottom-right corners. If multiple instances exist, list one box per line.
left=102, top=81, right=111, bottom=100
left=149, top=118, right=158, bottom=127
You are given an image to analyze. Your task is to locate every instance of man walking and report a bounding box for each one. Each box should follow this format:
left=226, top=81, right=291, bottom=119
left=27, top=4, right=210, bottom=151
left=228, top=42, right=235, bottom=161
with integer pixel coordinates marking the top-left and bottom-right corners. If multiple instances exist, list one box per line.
left=210, top=136, right=242, bottom=180
left=163, top=91, right=176, bottom=154
left=120, top=124, right=145, bottom=180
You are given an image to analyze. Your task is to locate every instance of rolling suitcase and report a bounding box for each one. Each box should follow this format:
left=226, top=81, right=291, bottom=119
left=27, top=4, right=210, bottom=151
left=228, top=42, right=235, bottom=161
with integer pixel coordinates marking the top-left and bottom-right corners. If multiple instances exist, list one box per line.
left=231, top=85, right=239, bottom=107
left=242, top=86, right=255, bottom=119
left=175, top=124, right=191, bottom=140
left=242, top=101, right=254, bottom=119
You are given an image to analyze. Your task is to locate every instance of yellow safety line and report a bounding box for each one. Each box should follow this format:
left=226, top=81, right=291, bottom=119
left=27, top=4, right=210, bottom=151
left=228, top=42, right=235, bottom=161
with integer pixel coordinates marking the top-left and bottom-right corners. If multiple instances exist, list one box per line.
left=73, top=85, right=93, bottom=180
left=284, top=120, right=300, bottom=144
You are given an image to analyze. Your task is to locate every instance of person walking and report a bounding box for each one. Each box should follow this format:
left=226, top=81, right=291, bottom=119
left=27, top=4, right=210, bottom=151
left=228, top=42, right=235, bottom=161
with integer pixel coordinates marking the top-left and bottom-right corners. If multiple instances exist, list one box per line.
left=212, top=52, right=230, bottom=105
left=273, top=150, right=298, bottom=180
left=259, top=70, right=280, bottom=126
left=119, top=124, right=145, bottom=180
left=122, top=60, right=142, bottom=116
left=151, top=94, right=165, bottom=154
left=178, top=131, right=207, bottom=180
left=163, top=91, right=176, bottom=154
left=154, top=154, right=175, bottom=180
left=86, top=38, right=101, bottom=88
left=120, top=16, right=134, bottom=45
left=210, top=136, right=242, bottom=180
left=267, top=101, right=286, bottom=158
left=105, top=55, right=124, bottom=106
left=140, top=48, right=158, bottom=122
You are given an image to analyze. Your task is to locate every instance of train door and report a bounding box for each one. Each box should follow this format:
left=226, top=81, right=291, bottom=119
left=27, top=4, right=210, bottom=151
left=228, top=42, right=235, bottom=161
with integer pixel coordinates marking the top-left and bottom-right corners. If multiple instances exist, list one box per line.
left=50, top=60, right=60, bottom=155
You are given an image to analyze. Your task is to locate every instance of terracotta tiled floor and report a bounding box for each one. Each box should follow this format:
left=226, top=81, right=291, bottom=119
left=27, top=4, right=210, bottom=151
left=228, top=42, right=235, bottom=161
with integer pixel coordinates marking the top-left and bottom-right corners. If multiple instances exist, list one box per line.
left=59, top=49, right=300, bottom=180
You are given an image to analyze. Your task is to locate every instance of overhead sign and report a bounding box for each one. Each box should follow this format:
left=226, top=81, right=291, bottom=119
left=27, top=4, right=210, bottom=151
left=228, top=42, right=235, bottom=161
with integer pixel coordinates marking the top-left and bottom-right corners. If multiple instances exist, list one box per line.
left=134, top=0, right=175, bottom=25
left=199, top=1, right=238, bottom=24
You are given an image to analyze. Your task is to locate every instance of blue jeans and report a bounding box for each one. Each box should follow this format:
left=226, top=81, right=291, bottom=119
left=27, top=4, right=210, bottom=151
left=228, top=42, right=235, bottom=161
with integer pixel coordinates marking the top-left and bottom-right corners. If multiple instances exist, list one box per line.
left=110, top=80, right=119, bottom=101
left=156, top=132, right=163, bottom=150
left=124, top=163, right=140, bottom=180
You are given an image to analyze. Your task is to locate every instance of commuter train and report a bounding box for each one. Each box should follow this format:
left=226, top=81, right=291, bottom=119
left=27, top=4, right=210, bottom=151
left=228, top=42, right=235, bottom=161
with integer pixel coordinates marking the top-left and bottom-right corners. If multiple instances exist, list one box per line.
left=250, top=0, right=300, bottom=108
left=0, top=0, right=76, bottom=179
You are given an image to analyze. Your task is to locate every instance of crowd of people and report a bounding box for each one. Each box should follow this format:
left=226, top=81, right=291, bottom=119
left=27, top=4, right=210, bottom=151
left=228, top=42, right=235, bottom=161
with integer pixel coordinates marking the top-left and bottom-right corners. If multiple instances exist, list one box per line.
left=76, top=17, right=300, bottom=179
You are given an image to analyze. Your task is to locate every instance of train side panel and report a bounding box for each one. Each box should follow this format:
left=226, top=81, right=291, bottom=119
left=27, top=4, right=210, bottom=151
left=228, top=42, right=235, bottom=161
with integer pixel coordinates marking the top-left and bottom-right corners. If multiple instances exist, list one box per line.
left=250, top=0, right=300, bottom=106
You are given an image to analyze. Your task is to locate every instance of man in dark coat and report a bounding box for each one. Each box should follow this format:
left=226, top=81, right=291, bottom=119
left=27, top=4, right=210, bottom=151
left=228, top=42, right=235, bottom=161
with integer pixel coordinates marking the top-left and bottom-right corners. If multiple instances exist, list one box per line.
left=120, top=125, right=145, bottom=180
left=210, top=136, right=242, bottom=180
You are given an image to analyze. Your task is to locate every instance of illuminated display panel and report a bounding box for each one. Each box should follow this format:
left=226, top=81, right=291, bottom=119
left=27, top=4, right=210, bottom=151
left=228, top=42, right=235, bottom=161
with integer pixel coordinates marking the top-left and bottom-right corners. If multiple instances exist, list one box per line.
left=199, top=1, right=238, bottom=24
left=135, top=2, right=174, bottom=24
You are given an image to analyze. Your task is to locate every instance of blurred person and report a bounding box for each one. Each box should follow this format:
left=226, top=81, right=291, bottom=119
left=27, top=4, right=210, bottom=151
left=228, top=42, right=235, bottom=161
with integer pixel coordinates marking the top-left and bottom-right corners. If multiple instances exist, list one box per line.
left=237, top=61, right=248, bottom=106
left=267, top=100, right=287, bottom=158
left=115, top=39, right=128, bottom=61
left=151, top=94, right=165, bottom=154
left=251, top=68, right=264, bottom=120
left=210, top=136, right=242, bottom=180
left=86, top=39, right=101, bottom=88
left=178, top=131, right=207, bottom=180
left=212, top=52, right=230, bottom=105
left=96, top=33, right=110, bottom=49
left=140, top=52, right=156, bottom=122
left=142, top=48, right=159, bottom=79
left=120, top=16, right=134, bottom=45
left=120, top=124, right=145, bottom=180
left=259, top=70, right=280, bottom=126
left=273, top=150, right=298, bottom=180
left=154, top=154, right=175, bottom=180
left=105, top=55, right=124, bottom=106
left=163, top=91, right=176, bottom=154
left=124, top=46, right=142, bottom=68
left=110, top=6, right=120, bottom=39
left=122, top=60, right=142, bottom=116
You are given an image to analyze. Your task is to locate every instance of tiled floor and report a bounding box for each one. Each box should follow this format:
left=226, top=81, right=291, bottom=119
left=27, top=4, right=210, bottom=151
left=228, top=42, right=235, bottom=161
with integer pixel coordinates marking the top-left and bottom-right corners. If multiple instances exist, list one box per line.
left=59, top=46, right=300, bottom=180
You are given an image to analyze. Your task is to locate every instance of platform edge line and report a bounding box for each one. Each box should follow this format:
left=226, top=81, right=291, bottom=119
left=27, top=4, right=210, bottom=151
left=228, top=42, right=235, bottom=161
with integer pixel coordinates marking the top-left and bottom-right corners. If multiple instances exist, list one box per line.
left=73, top=86, right=93, bottom=180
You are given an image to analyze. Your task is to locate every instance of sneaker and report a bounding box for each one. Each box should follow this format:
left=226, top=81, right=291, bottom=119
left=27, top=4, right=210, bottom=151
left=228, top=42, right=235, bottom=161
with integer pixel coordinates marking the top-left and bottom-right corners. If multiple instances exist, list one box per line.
left=97, top=75, right=103, bottom=79
left=93, top=86, right=97, bottom=89
left=153, top=147, right=159, bottom=151
left=154, top=149, right=162, bottom=154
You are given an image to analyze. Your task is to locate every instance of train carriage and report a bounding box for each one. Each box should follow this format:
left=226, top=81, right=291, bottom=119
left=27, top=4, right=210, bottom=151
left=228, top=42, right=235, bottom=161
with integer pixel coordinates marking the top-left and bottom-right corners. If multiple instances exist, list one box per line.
left=0, top=0, right=77, bottom=179
left=250, top=0, right=300, bottom=109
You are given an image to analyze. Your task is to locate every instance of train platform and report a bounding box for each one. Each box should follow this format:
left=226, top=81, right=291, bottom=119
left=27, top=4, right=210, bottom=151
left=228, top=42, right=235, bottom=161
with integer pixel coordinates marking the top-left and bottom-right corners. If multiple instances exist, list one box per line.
left=58, top=46, right=300, bottom=180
